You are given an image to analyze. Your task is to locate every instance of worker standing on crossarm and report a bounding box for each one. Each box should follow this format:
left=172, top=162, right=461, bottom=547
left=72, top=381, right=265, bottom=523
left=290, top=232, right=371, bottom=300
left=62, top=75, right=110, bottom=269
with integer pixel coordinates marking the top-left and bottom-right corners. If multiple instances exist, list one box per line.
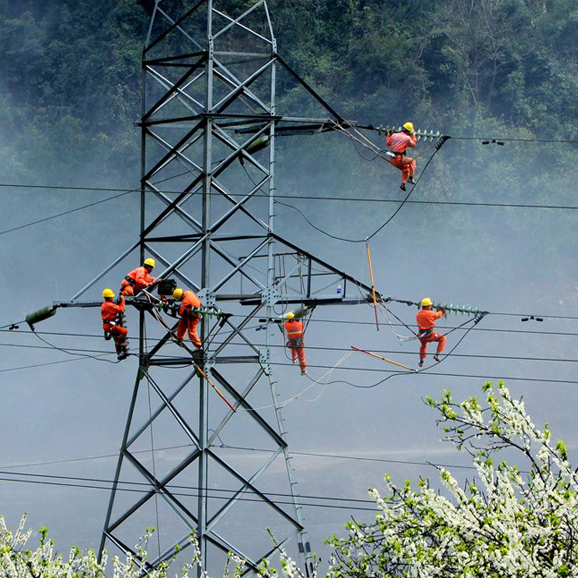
left=173, top=288, right=203, bottom=349
left=284, top=312, right=307, bottom=375
left=121, top=258, right=159, bottom=296
left=386, top=122, right=417, bottom=191
left=101, top=288, right=129, bottom=361
left=416, top=297, right=446, bottom=367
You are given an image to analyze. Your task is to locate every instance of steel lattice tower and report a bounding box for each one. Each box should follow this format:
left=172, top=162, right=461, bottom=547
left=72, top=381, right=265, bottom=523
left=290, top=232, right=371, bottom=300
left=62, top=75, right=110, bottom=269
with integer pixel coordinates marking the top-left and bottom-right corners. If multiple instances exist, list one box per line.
left=72, top=1, right=377, bottom=574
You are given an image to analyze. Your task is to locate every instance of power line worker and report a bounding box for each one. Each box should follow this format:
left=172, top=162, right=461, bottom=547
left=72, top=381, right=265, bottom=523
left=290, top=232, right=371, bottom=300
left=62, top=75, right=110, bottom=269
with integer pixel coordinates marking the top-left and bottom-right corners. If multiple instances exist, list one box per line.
left=101, top=288, right=129, bottom=361
left=173, top=288, right=203, bottom=349
left=416, top=297, right=446, bottom=366
left=284, top=312, right=307, bottom=376
left=386, top=122, right=417, bottom=191
left=120, top=258, right=160, bottom=296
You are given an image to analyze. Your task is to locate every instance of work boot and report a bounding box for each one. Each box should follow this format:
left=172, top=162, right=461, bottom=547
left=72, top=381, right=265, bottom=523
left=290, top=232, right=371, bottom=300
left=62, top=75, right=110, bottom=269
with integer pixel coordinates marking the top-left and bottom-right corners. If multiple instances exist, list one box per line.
left=175, top=338, right=184, bottom=346
left=433, top=354, right=441, bottom=362
left=292, top=359, right=297, bottom=364
left=301, top=369, right=307, bottom=376
left=117, top=352, right=128, bottom=361
left=407, top=177, right=417, bottom=185
left=400, top=183, right=407, bottom=192
left=418, top=360, right=424, bottom=367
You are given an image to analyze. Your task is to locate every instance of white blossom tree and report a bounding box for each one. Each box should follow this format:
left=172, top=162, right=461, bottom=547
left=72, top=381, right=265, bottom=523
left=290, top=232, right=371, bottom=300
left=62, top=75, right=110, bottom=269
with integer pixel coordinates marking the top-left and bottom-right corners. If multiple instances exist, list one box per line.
left=327, top=381, right=578, bottom=578
left=0, top=519, right=203, bottom=577
left=0, top=516, right=308, bottom=578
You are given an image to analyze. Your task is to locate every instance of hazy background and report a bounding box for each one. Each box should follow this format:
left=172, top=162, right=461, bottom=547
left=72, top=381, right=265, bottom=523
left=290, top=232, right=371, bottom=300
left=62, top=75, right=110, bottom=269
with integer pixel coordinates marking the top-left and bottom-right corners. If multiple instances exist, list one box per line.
left=1, top=0, right=578, bottom=573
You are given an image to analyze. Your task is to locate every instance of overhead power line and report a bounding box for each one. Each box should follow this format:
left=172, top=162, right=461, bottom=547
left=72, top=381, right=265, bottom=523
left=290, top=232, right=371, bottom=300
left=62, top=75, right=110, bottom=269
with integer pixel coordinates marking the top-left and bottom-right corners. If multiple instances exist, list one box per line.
left=0, top=472, right=378, bottom=514
left=448, top=136, right=578, bottom=144
left=0, top=171, right=190, bottom=238
left=4, top=321, right=578, bottom=339
left=269, top=360, right=578, bottom=386
left=3, top=182, right=578, bottom=211
left=0, top=447, right=494, bottom=514
left=1, top=339, right=577, bottom=367
left=0, top=190, right=136, bottom=237
left=0, top=353, right=116, bottom=374
left=0, top=443, right=479, bottom=474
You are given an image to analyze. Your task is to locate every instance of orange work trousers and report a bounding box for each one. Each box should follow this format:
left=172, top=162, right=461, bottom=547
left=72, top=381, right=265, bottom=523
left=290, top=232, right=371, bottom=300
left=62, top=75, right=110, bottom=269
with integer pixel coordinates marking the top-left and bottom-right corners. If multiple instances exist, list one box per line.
left=177, top=313, right=202, bottom=348
left=104, top=324, right=128, bottom=355
left=389, top=155, right=416, bottom=184
left=418, top=331, right=446, bottom=360
left=289, top=344, right=307, bottom=372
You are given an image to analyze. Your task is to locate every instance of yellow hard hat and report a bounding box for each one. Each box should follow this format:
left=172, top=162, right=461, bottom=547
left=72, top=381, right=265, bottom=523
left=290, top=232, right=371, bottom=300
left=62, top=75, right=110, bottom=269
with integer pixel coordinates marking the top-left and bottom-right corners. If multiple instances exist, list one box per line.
left=403, top=122, right=414, bottom=132
left=286, top=312, right=295, bottom=320
left=173, top=288, right=183, bottom=300
left=102, top=288, right=115, bottom=299
left=144, top=258, right=156, bottom=268
left=421, top=297, right=433, bottom=307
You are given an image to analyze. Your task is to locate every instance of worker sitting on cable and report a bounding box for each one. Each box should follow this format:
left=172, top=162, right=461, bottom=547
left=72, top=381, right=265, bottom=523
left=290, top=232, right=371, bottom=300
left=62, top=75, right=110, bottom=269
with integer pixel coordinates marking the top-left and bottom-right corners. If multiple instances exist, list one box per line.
left=101, top=288, right=129, bottom=361
left=173, top=287, right=203, bottom=349
left=284, top=312, right=307, bottom=376
left=386, top=122, right=417, bottom=192
left=416, top=297, right=446, bottom=367
left=120, top=258, right=160, bottom=296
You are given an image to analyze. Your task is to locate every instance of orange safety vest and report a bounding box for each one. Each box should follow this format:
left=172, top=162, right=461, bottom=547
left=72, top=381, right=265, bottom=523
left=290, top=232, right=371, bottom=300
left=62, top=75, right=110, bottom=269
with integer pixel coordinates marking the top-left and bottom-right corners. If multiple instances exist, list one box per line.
left=101, top=297, right=125, bottom=325
left=416, top=309, right=442, bottom=331
left=284, top=319, right=304, bottom=345
left=123, top=266, right=156, bottom=289
left=386, top=132, right=417, bottom=154
left=179, top=290, right=202, bottom=316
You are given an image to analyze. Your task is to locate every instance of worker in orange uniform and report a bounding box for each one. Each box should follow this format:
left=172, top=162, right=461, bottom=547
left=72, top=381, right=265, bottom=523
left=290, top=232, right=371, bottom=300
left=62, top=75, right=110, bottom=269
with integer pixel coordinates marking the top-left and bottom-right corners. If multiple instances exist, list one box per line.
left=121, top=258, right=160, bottom=296
left=173, top=287, right=203, bottom=349
left=386, top=122, right=417, bottom=191
left=416, top=297, right=446, bottom=367
left=101, top=288, right=129, bottom=361
left=284, top=312, right=307, bottom=375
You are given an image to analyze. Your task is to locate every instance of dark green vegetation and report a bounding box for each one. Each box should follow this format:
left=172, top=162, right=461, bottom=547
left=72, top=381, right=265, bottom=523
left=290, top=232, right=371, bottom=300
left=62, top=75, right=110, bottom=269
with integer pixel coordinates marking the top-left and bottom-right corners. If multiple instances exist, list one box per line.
left=1, top=0, right=577, bottom=298
left=2, top=0, right=577, bottom=182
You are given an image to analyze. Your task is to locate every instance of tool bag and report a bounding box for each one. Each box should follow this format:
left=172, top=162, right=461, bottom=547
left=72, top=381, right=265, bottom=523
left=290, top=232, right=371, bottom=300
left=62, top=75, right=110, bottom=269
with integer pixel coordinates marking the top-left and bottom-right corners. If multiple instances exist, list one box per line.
left=157, top=278, right=177, bottom=296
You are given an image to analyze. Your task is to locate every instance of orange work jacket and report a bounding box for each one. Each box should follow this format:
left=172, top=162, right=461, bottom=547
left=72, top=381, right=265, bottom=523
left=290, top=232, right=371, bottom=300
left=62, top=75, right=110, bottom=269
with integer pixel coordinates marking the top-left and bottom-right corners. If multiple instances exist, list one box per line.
left=101, top=297, right=126, bottom=323
left=284, top=320, right=304, bottom=340
left=179, top=290, right=202, bottom=316
left=386, top=132, right=417, bottom=154
left=125, top=266, right=156, bottom=288
left=416, top=309, right=442, bottom=331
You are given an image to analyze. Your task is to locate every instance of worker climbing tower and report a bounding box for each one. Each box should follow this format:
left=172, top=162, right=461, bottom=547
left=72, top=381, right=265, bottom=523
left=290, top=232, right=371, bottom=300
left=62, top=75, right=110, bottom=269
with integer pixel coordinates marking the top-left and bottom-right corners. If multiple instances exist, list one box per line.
left=76, top=1, right=378, bottom=574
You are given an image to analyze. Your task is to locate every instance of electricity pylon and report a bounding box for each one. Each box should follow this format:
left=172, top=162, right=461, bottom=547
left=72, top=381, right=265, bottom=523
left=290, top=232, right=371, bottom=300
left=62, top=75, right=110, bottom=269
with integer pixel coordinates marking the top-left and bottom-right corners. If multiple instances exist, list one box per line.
left=72, top=1, right=378, bottom=574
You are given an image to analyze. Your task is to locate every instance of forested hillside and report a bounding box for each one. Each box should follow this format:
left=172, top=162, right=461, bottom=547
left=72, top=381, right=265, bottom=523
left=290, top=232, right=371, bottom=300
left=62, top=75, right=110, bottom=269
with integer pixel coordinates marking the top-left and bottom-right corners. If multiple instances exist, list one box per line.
left=1, top=0, right=578, bottom=301
left=1, top=0, right=577, bottom=184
